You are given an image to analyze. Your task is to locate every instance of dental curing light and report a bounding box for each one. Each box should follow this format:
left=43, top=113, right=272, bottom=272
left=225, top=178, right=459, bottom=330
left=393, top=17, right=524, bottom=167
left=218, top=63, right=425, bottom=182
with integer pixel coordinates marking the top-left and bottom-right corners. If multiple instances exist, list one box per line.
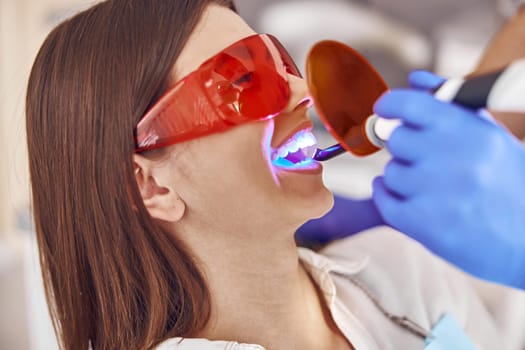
left=306, top=40, right=525, bottom=161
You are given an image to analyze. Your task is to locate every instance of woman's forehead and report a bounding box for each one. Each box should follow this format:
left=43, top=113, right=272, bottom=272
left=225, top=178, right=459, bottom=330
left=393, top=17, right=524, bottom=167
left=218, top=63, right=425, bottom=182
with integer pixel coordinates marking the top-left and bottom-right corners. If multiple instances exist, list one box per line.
left=171, top=4, right=257, bottom=81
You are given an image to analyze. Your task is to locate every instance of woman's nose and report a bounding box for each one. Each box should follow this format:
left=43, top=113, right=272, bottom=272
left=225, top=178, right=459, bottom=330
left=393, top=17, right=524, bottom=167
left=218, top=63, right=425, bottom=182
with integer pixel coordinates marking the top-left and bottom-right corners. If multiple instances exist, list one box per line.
left=284, top=74, right=313, bottom=113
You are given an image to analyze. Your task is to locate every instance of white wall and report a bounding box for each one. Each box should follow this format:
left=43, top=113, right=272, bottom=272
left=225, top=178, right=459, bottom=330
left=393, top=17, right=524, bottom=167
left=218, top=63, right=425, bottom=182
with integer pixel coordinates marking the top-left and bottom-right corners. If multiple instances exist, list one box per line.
left=0, top=2, right=96, bottom=349
left=0, top=0, right=95, bottom=236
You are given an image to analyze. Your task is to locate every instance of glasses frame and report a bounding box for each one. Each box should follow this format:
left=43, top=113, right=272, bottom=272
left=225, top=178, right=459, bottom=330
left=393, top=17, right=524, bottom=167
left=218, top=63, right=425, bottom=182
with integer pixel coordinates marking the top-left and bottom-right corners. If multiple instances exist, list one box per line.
left=135, top=34, right=301, bottom=152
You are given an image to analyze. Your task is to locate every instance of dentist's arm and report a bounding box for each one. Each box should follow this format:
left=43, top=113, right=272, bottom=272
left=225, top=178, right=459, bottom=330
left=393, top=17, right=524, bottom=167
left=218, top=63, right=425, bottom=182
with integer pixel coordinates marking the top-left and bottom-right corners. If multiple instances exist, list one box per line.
left=472, top=4, right=525, bottom=138
left=475, top=4, right=525, bottom=76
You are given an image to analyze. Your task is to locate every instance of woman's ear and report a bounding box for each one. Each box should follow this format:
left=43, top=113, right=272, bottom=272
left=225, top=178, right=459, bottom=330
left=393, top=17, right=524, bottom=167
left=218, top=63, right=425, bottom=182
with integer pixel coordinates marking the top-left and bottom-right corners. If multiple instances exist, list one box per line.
left=133, top=154, right=185, bottom=222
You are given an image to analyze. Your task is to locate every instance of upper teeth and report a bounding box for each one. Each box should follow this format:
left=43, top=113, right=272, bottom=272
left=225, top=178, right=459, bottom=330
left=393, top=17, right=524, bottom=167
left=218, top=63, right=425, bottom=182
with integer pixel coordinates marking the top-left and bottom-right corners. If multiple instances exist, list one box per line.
left=272, top=130, right=318, bottom=161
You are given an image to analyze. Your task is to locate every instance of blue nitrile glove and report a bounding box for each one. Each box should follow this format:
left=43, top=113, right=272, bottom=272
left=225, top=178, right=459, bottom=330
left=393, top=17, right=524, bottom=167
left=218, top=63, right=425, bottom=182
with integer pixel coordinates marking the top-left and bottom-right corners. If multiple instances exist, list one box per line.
left=296, top=196, right=384, bottom=246
left=372, top=85, right=525, bottom=290
left=408, top=70, right=446, bottom=91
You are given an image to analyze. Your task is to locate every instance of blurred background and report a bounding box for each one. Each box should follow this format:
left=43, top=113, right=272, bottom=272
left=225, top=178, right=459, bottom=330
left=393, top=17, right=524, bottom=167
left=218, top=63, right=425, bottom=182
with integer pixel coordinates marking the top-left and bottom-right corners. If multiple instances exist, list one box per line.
left=0, top=0, right=514, bottom=348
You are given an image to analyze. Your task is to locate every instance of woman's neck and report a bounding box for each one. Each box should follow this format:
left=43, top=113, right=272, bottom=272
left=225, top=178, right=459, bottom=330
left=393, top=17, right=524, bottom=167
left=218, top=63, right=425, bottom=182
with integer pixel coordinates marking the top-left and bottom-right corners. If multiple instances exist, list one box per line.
left=179, top=223, right=352, bottom=350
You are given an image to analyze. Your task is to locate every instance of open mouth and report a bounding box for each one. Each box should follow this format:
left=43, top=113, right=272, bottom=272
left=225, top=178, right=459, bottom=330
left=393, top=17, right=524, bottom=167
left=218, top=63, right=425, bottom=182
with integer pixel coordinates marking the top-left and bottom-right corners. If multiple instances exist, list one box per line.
left=271, top=130, right=318, bottom=168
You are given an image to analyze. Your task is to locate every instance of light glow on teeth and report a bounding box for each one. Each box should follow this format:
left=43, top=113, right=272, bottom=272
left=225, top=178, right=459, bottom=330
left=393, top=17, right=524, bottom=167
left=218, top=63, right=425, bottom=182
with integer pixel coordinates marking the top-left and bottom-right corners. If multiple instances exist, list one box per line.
left=271, top=130, right=318, bottom=167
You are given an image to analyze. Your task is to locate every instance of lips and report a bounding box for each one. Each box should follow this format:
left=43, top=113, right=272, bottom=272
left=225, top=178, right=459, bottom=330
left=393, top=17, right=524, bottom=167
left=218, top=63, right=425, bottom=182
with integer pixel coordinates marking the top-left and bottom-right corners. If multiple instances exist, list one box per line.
left=271, top=129, right=318, bottom=167
left=270, top=96, right=319, bottom=168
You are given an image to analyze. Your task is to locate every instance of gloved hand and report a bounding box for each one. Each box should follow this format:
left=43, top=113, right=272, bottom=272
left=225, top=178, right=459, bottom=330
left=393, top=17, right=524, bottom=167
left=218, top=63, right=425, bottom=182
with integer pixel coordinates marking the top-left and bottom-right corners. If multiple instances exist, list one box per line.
left=296, top=196, right=384, bottom=247
left=372, top=78, right=525, bottom=290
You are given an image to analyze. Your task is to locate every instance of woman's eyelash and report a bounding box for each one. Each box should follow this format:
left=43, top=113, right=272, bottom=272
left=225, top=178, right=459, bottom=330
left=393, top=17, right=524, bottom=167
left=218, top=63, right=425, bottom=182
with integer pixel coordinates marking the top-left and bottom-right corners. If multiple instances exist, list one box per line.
left=233, top=72, right=253, bottom=85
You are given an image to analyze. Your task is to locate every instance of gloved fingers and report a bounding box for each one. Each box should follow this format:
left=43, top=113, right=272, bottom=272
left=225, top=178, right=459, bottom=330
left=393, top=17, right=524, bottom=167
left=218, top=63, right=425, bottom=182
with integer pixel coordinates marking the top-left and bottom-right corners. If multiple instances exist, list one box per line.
left=373, top=177, right=439, bottom=243
left=383, top=159, right=435, bottom=198
left=332, top=196, right=385, bottom=231
left=408, top=70, right=446, bottom=91
left=382, top=160, right=411, bottom=198
left=372, top=176, right=406, bottom=229
left=374, top=89, right=444, bottom=128
left=431, top=103, right=491, bottom=132
left=295, top=196, right=386, bottom=245
left=387, top=125, right=430, bottom=163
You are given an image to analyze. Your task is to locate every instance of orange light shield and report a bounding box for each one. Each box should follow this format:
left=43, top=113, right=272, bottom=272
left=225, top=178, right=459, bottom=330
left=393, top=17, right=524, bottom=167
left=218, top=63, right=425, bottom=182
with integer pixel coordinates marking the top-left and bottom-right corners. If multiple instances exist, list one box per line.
left=306, top=40, right=388, bottom=156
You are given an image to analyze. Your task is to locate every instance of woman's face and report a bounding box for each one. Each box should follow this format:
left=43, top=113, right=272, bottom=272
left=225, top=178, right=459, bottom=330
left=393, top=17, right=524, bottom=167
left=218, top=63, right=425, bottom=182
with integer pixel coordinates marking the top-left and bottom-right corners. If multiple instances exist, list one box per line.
left=159, top=4, right=333, bottom=231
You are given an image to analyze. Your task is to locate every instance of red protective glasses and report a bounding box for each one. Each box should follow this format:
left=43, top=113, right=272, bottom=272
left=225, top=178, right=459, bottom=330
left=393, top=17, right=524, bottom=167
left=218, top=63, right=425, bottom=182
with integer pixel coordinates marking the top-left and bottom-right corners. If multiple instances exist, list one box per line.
left=135, top=34, right=301, bottom=152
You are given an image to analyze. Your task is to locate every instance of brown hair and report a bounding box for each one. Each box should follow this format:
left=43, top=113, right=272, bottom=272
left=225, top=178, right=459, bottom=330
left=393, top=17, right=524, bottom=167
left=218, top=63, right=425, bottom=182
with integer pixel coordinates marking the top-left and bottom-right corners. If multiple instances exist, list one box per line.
left=26, top=1, right=236, bottom=349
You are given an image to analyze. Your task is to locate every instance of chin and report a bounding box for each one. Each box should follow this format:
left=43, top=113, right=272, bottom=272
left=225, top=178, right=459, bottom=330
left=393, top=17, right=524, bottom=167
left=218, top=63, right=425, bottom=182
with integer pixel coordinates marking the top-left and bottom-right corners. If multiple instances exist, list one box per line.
left=271, top=163, right=334, bottom=223
left=291, top=185, right=334, bottom=224
left=310, top=187, right=335, bottom=219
